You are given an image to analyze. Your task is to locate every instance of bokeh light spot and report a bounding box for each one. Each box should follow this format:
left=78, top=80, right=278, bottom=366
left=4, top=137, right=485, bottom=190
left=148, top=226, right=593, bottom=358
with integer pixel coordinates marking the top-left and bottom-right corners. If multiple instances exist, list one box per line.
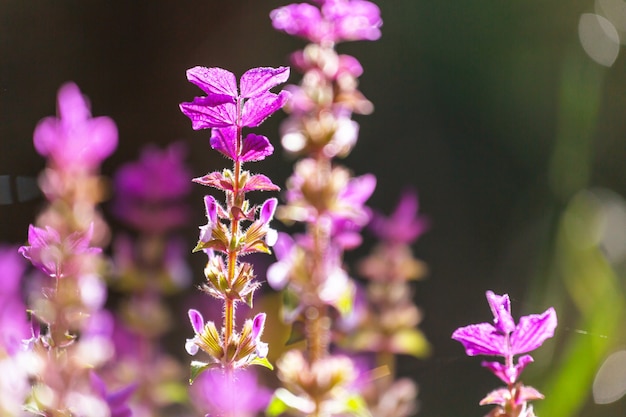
left=578, top=13, right=620, bottom=67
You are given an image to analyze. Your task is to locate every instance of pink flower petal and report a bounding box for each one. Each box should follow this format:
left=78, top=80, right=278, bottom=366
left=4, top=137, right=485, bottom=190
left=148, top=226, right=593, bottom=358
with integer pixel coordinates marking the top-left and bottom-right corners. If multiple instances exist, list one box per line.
left=242, top=91, right=290, bottom=128
left=486, top=291, right=516, bottom=334
left=186, top=67, right=237, bottom=97
left=240, top=67, right=290, bottom=98
left=451, top=323, right=505, bottom=356
left=210, top=127, right=237, bottom=160
left=241, top=174, right=280, bottom=192
left=510, top=307, right=557, bottom=355
left=240, top=134, right=274, bottom=162
left=188, top=309, right=205, bottom=334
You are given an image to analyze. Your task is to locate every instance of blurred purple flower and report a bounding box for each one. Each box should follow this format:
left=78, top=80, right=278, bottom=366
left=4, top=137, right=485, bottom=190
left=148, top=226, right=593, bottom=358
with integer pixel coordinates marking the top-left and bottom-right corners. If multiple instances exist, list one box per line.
left=369, top=189, right=428, bottom=244
left=267, top=232, right=297, bottom=291
left=452, top=291, right=557, bottom=385
left=90, top=372, right=136, bottom=417
left=33, top=82, right=117, bottom=171
left=112, top=143, right=191, bottom=233
left=191, top=368, right=271, bottom=417
left=290, top=50, right=363, bottom=79
left=270, top=0, right=382, bottom=44
left=0, top=246, right=29, bottom=354
left=19, top=223, right=101, bottom=279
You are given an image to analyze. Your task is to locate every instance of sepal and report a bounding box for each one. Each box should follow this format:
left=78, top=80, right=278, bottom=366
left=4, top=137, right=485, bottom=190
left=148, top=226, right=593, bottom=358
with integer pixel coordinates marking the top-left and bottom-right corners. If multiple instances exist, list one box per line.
left=189, top=361, right=220, bottom=384
left=249, top=356, right=274, bottom=370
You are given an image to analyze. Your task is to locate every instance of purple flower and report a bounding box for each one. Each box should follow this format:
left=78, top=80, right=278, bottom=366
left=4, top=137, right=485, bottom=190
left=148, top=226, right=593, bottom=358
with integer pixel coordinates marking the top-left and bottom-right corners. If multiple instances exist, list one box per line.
left=0, top=246, right=29, bottom=354
left=369, top=189, right=429, bottom=244
left=251, top=313, right=269, bottom=358
left=190, top=368, right=271, bottom=417
left=198, top=195, right=221, bottom=245
left=267, top=232, right=298, bottom=291
left=270, top=0, right=382, bottom=44
left=33, top=83, right=117, bottom=171
left=452, top=291, right=557, bottom=385
left=112, top=143, right=191, bottom=233
left=329, top=172, right=376, bottom=227
left=210, top=127, right=275, bottom=163
left=90, top=372, right=136, bottom=417
left=180, top=67, right=289, bottom=136
left=185, top=309, right=270, bottom=368
left=18, top=223, right=102, bottom=279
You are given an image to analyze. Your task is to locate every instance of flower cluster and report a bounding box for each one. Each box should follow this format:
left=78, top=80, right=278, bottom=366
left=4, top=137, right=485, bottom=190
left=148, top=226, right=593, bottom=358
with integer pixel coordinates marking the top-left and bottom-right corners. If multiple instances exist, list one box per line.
left=271, top=0, right=382, bottom=45
left=180, top=66, right=289, bottom=376
left=452, top=291, right=557, bottom=417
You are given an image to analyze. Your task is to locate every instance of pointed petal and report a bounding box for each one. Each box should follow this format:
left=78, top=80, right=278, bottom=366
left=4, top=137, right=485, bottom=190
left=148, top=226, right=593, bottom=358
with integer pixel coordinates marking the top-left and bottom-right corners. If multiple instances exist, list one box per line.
left=186, top=66, right=237, bottom=97
left=242, top=91, right=290, bottom=127
left=193, top=171, right=233, bottom=191
left=517, top=385, right=544, bottom=403
left=188, top=309, right=204, bottom=334
left=204, top=195, right=218, bottom=225
left=451, top=323, right=505, bottom=356
left=107, top=383, right=137, bottom=407
left=341, top=173, right=376, bottom=205
left=210, top=127, right=238, bottom=160
left=240, top=134, right=274, bottom=162
left=251, top=313, right=266, bottom=339
left=260, top=198, right=278, bottom=224
left=241, top=174, right=280, bottom=192
left=240, top=67, right=290, bottom=98
left=486, top=291, right=516, bottom=334
left=89, top=372, right=107, bottom=397
left=479, top=387, right=510, bottom=406
left=57, top=82, right=91, bottom=122
left=29, top=224, right=59, bottom=247
left=510, top=307, right=557, bottom=355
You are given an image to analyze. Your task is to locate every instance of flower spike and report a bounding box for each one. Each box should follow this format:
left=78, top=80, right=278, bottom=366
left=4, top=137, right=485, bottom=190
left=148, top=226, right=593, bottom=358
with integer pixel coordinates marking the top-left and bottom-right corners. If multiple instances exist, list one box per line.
left=452, top=290, right=557, bottom=416
left=180, top=66, right=287, bottom=375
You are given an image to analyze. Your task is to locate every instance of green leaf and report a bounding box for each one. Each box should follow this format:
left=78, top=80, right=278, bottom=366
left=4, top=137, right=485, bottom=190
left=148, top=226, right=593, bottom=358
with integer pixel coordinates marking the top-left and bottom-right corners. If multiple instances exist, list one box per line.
left=189, top=361, right=219, bottom=384
left=282, top=288, right=301, bottom=322
left=156, top=381, right=188, bottom=403
left=285, top=320, right=306, bottom=345
left=266, top=392, right=290, bottom=417
left=249, top=356, right=274, bottom=370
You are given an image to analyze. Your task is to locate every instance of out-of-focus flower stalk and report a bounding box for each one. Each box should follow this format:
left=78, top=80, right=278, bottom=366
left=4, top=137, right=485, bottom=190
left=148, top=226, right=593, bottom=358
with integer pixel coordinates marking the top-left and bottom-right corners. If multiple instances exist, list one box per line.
left=108, top=143, right=193, bottom=416
left=18, top=83, right=132, bottom=417
left=348, top=189, right=430, bottom=416
left=267, top=1, right=382, bottom=415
